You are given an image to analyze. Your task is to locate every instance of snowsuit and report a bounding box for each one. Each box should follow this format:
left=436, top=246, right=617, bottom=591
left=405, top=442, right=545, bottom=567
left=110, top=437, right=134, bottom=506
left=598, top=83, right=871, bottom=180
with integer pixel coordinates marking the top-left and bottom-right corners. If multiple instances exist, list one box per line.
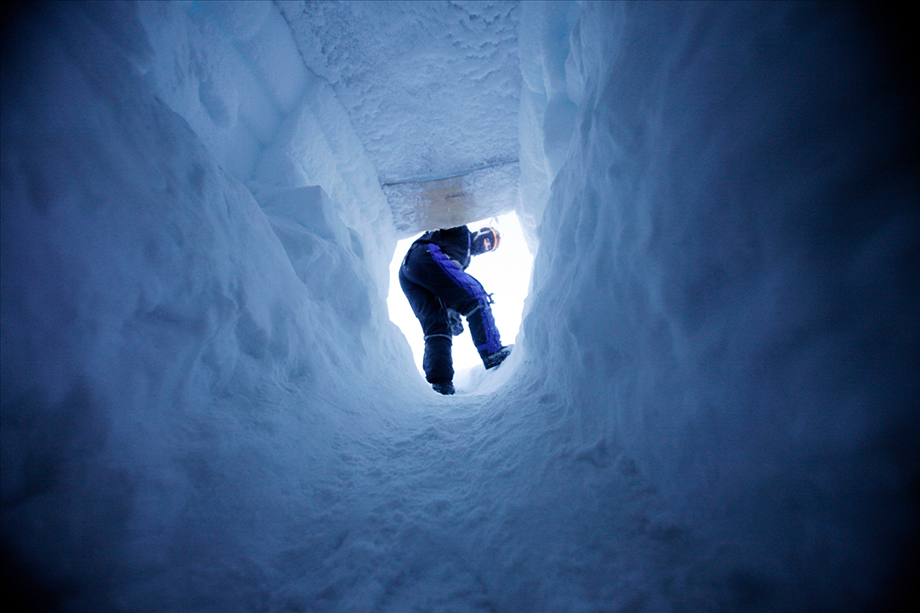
left=398, top=226, right=503, bottom=384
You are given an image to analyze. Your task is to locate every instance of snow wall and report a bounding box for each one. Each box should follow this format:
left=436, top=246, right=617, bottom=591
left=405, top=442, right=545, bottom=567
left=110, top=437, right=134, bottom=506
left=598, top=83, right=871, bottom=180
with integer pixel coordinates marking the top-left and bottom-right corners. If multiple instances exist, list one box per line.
left=2, top=2, right=917, bottom=612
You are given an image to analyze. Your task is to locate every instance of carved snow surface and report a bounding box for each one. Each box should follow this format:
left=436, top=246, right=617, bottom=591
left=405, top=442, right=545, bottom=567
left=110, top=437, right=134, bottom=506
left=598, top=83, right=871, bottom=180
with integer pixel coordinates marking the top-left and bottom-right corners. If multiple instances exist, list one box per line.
left=383, top=161, right=520, bottom=237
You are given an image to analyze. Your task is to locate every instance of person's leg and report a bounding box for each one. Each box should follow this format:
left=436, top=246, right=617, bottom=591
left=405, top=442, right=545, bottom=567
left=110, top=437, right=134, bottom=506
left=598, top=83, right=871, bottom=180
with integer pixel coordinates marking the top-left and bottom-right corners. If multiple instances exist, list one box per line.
left=422, top=336, right=453, bottom=393
left=421, top=244, right=505, bottom=362
left=399, top=250, right=453, bottom=387
left=466, top=303, right=504, bottom=361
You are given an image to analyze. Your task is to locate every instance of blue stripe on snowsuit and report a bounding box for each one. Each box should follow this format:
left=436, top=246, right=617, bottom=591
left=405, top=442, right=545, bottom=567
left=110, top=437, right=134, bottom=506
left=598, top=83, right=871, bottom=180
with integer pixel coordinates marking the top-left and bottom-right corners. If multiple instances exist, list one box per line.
left=427, top=244, right=503, bottom=355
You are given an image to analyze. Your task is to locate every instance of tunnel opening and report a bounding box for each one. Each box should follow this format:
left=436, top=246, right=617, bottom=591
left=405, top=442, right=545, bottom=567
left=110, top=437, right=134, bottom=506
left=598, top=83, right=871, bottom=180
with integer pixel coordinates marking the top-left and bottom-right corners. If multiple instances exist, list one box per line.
left=387, top=211, right=534, bottom=379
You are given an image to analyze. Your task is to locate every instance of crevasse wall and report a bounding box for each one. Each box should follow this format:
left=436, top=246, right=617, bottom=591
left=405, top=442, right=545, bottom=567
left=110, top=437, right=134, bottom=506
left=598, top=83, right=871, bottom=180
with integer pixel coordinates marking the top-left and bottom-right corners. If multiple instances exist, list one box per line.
left=2, top=4, right=424, bottom=607
left=513, top=1, right=918, bottom=609
left=136, top=1, right=396, bottom=296
left=133, top=0, right=411, bottom=377
left=515, top=0, right=581, bottom=250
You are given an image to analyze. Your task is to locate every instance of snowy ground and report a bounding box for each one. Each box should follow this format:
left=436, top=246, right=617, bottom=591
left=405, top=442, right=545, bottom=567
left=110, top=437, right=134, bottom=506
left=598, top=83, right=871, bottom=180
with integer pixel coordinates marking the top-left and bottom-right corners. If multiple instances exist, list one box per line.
left=2, top=2, right=918, bottom=612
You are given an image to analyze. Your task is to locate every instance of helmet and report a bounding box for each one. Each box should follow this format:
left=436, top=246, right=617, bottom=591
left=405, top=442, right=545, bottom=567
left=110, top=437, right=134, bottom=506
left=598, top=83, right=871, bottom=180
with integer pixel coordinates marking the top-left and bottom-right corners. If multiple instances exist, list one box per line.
left=471, top=226, right=500, bottom=255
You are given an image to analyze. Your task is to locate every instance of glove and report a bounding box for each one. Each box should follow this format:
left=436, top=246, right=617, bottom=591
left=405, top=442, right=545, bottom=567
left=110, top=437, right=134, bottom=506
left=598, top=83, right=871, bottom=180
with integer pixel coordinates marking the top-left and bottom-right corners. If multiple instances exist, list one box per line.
left=447, top=309, right=464, bottom=336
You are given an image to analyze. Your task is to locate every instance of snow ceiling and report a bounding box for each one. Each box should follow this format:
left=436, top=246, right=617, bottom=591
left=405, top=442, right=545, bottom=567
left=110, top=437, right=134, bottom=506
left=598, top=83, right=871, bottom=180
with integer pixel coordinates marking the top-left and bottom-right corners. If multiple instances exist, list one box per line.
left=278, top=1, right=522, bottom=235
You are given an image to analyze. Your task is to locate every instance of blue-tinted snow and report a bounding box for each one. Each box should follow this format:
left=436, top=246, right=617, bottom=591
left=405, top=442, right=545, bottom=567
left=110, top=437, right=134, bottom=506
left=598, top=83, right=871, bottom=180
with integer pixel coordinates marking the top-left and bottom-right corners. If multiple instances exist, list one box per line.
left=1, top=2, right=917, bottom=612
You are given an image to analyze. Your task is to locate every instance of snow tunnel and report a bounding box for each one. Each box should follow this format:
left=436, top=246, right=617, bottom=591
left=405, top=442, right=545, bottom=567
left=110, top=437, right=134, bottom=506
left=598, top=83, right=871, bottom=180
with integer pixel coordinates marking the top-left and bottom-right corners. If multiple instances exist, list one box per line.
left=2, top=2, right=918, bottom=612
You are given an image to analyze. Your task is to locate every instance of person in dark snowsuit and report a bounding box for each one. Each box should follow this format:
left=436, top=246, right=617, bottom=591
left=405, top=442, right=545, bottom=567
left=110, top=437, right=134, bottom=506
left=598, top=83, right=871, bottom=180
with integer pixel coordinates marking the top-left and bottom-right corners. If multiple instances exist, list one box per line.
left=399, top=225, right=512, bottom=395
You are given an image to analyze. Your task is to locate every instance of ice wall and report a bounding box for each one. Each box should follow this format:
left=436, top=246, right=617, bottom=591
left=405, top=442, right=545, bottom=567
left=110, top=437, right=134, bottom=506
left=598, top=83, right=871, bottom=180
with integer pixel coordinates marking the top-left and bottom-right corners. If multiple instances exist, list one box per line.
left=515, top=0, right=581, bottom=250
left=136, top=0, right=396, bottom=294
left=512, top=1, right=918, bottom=609
left=1, top=0, right=412, bottom=406
left=2, top=3, right=422, bottom=609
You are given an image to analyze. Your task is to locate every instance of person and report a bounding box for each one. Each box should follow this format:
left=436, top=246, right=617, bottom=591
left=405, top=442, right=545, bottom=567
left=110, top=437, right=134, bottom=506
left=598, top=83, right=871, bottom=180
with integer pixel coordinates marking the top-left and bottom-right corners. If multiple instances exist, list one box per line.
left=399, top=225, right=512, bottom=395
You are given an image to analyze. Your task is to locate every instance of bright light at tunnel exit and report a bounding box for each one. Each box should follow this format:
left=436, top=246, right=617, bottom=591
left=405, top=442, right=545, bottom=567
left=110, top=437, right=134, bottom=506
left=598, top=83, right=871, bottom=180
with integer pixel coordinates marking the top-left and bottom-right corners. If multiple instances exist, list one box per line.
left=388, top=212, right=533, bottom=376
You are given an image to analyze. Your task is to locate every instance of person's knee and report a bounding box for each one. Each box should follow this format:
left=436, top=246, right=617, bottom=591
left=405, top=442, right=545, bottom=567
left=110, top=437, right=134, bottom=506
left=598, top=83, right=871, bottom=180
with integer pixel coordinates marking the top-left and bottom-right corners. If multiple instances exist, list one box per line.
left=454, top=296, right=484, bottom=319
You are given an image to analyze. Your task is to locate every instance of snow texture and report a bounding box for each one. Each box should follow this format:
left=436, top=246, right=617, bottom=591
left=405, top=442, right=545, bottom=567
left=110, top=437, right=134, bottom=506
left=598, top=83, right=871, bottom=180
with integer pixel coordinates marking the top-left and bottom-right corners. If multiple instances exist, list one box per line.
left=277, top=1, right=521, bottom=186
left=2, top=2, right=918, bottom=612
left=277, top=1, right=522, bottom=234
left=383, top=161, right=519, bottom=238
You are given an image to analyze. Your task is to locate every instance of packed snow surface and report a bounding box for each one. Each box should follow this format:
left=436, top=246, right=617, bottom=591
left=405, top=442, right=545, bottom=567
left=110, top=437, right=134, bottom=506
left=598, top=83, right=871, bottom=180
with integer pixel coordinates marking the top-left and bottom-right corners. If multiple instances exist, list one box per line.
left=2, top=2, right=918, bottom=612
left=278, top=0, right=521, bottom=186
left=278, top=0, right=523, bottom=234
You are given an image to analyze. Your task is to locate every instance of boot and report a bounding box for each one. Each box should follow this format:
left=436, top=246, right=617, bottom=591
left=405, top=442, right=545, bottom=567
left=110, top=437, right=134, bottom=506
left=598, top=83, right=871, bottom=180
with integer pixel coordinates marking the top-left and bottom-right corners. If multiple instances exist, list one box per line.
left=483, top=345, right=512, bottom=370
left=431, top=381, right=455, bottom=395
